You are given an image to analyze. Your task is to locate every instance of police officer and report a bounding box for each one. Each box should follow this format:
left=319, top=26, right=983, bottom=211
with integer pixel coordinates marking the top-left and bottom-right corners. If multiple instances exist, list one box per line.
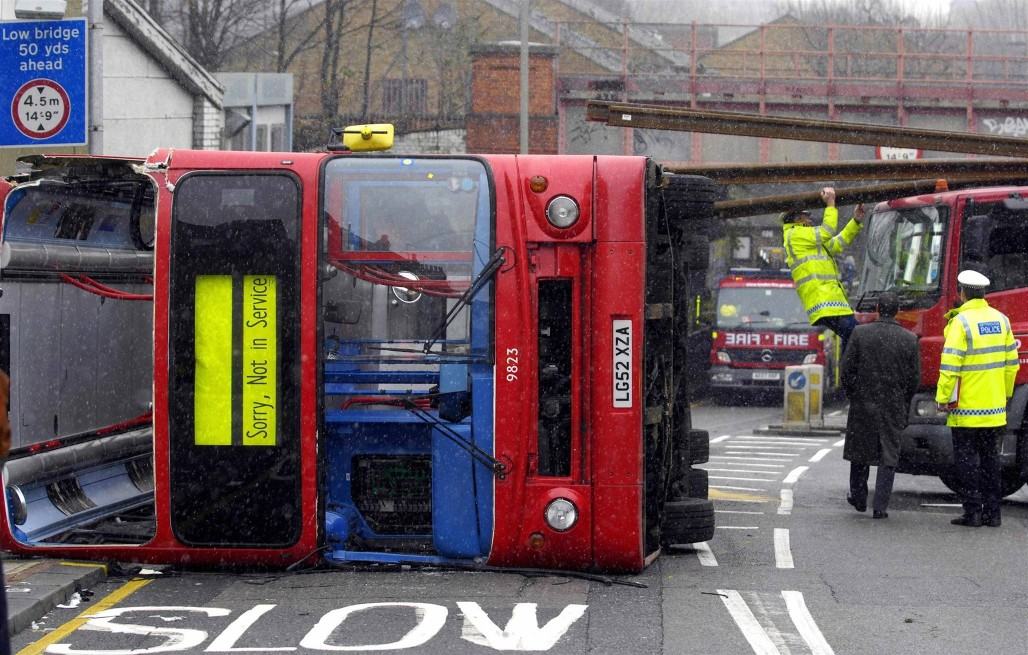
left=781, top=187, right=865, bottom=353
left=936, top=270, right=1020, bottom=527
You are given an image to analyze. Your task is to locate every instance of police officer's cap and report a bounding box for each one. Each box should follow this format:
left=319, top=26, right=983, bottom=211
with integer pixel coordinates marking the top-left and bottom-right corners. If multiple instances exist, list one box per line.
left=957, top=269, right=990, bottom=288
left=780, top=209, right=812, bottom=224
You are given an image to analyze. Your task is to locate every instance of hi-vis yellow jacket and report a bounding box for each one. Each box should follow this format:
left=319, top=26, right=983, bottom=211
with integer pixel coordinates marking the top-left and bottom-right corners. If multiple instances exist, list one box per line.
left=936, top=298, right=1020, bottom=428
left=783, top=206, right=863, bottom=324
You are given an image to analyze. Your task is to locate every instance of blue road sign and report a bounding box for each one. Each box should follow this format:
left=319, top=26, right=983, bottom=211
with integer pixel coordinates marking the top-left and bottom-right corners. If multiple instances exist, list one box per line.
left=0, top=18, right=87, bottom=148
left=787, top=371, right=807, bottom=390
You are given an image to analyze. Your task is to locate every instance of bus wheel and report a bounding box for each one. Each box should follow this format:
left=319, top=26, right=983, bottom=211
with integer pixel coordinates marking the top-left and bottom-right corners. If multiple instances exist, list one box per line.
left=688, top=429, right=710, bottom=465
left=688, top=468, right=708, bottom=498
left=662, top=174, right=717, bottom=224
left=660, top=498, right=715, bottom=547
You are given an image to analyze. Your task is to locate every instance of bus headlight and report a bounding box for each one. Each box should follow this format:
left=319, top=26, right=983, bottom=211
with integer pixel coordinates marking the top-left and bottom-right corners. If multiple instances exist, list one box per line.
left=803, top=353, right=818, bottom=364
left=545, top=196, right=580, bottom=229
left=915, top=399, right=942, bottom=418
left=544, top=498, right=578, bottom=532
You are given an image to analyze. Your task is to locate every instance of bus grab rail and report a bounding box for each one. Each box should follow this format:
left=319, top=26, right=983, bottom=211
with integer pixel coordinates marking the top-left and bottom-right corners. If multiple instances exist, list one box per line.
left=0, top=240, right=153, bottom=274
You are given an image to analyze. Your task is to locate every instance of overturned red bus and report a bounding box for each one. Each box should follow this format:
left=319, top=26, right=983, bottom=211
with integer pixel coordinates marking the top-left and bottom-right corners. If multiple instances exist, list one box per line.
left=0, top=136, right=714, bottom=572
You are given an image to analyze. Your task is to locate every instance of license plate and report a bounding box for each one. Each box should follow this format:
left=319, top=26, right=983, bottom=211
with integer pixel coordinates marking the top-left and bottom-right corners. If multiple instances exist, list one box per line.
left=612, top=319, right=632, bottom=408
left=752, top=371, right=781, bottom=381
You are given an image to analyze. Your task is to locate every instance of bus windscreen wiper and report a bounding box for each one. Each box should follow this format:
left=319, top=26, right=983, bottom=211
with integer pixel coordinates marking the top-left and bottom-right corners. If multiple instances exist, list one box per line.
left=422, top=247, right=506, bottom=354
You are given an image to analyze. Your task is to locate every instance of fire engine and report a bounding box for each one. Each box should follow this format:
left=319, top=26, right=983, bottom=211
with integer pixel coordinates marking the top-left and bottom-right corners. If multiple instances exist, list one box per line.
left=709, top=268, right=839, bottom=402
left=0, top=127, right=715, bottom=572
left=856, top=186, right=1028, bottom=496
left=586, top=101, right=1028, bottom=495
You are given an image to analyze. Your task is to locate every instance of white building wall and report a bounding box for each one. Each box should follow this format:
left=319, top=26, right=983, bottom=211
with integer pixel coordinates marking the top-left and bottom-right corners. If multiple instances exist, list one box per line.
left=193, top=96, right=223, bottom=150
left=101, top=17, right=196, bottom=155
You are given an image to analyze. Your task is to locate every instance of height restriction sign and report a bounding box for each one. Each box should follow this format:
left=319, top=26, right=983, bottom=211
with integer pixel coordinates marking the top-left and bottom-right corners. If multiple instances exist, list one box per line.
left=0, top=18, right=87, bottom=148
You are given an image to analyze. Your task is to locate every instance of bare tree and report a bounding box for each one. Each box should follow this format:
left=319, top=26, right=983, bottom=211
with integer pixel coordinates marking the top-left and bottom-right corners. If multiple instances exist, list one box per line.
left=145, top=0, right=165, bottom=24
left=265, top=0, right=325, bottom=73
left=319, top=0, right=352, bottom=120
left=777, top=0, right=953, bottom=81
left=360, top=0, right=380, bottom=120
left=161, top=0, right=267, bottom=71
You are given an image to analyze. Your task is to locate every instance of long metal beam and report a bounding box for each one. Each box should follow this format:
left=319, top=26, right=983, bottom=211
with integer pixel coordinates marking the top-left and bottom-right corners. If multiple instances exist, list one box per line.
left=713, top=175, right=1028, bottom=219
left=662, top=158, right=1028, bottom=184
left=587, top=101, right=1028, bottom=158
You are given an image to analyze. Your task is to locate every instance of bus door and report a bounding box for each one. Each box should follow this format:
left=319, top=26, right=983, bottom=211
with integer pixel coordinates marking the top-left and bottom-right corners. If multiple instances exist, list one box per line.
left=319, top=156, right=498, bottom=565
left=161, top=168, right=313, bottom=557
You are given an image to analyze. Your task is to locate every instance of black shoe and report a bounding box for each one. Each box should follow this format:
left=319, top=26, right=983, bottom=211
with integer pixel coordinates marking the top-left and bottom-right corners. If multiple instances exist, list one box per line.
left=847, top=495, right=867, bottom=513
left=983, top=514, right=1001, bottom=527
left=872, top=511, right=888, bottom=519
left=951, top=513, right=982, bottom=527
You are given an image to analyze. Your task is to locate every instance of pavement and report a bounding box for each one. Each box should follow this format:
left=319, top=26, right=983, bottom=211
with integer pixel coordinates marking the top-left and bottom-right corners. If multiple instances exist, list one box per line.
left=4, top=557, right=110, bottom=635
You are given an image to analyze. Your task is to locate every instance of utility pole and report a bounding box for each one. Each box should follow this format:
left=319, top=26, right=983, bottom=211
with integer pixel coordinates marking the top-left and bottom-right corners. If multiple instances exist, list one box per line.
left=519, top=0, right=529, bottom=154
left=88, top=0, right=104, bottom=154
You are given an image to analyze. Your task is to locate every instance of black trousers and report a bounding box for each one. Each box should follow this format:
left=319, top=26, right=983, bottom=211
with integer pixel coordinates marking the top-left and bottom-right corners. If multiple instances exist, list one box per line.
left=849, top=463, right=896, bottom=513
left=814, top=314, right=857, bottom=355
left=951, top=426, right=1004, bottom=517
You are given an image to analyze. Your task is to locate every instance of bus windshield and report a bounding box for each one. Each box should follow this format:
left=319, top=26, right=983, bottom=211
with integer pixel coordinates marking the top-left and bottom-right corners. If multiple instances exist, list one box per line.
left=321, top=157, right=494, bottom=367
left=716, top=286, right=807, bottom=329
left=860, top=206, right=947, bottom=307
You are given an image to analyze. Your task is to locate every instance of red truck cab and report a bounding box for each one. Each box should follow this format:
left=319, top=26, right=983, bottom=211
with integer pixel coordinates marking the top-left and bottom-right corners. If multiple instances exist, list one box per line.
left=709, top=268, right=839, bottom=402
left=855, top=186, right=1028, bottom=496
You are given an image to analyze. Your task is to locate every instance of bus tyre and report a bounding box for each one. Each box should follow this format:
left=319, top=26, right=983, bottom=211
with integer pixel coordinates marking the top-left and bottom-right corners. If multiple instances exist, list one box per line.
left=687, top=467, right=709, bottom=498
left=940, top=468, right=1026, bottom=498
left=688, top=429, right=710, bottom=465
left=683, top=234, right=710, bottom=271
left=663, top=175, right=717, bottom=225
left=660, top=498, right=715, bottom=546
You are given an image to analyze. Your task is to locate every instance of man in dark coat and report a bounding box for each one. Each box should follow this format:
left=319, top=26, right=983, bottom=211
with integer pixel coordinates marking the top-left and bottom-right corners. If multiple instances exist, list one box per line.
left=841, top=292, right=920, bottom=519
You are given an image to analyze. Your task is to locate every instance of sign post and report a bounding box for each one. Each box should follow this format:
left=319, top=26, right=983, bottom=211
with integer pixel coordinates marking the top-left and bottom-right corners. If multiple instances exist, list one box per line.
left=0, top=18, right=87, bottom=148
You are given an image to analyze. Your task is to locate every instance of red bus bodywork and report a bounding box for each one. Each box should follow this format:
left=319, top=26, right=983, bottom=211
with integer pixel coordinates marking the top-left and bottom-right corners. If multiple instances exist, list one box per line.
left=0, top=150, right=713, bottom=571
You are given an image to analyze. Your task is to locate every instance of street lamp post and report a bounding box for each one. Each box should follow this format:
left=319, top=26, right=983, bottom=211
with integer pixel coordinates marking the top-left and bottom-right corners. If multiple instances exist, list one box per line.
left=87, top=0, right=103, bottom=154
left=519, top=0, right=529, bottom=154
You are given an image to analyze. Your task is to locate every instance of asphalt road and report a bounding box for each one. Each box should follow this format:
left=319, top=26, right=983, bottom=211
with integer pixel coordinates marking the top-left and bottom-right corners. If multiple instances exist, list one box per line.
left=13, top=401, right=1028, bottom=654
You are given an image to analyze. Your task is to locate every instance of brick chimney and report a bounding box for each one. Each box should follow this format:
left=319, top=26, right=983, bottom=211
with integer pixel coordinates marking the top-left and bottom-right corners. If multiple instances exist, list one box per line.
left=467, top=43, right=559, bottom=154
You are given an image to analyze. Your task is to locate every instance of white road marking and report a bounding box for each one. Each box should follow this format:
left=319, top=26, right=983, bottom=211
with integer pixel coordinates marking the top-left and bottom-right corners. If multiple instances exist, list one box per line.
left=717, top=526, right=760, bottom=530
left=704, top=468, right=781, bottom=475
left=726, top=451, right=801, bottom=457
left=712, top=485, right=767, bottom=492
left=724, top=444, right=810, bottom=450
left=808, top=448, right=832, bottom=463
left=782, top=466, right=809, bottom=485
left=715, top=497, right=770, bottom=504
left=782, top=591, right=837, bottom=654
left=920, top=503, right=962, bottom=507
left=709, top=457, right=789, bottom=465
left=711, top=476, right=776, bottom=482
left=778, top=489, right=793, bottom=515
left=717, top=590, right=781, bottom=655
left=710, top=435, right=732, bottom=443
left=774, top=529, right=794, bottom=569
left=827, top=409, right=843, bottom=417
left=734, top=437, right=828, bottom=444
left=693, top=541, right=719, bottom=566
left=716, top=510, right=765, bottom=515
left=833, top=438, right=845, bottom=447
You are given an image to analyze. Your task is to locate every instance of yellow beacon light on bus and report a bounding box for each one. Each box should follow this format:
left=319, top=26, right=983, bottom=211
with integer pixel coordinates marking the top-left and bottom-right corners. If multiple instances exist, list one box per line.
left=341, top=123, right=394, bottom=152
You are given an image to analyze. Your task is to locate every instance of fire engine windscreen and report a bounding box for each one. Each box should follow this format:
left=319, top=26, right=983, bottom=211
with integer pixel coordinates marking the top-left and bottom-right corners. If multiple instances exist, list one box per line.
left=861, top=206, right=947, bottom=307
left=717, top=287, right=807, bottom=329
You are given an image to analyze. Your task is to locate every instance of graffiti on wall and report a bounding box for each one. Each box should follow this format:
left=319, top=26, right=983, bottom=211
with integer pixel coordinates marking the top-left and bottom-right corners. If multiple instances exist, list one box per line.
left=981, top=116, right=1028, bottom=138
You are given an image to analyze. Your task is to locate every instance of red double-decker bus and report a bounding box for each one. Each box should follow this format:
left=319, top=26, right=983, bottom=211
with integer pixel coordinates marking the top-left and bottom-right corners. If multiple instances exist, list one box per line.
left=0, top=131, right=714, bottom=572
